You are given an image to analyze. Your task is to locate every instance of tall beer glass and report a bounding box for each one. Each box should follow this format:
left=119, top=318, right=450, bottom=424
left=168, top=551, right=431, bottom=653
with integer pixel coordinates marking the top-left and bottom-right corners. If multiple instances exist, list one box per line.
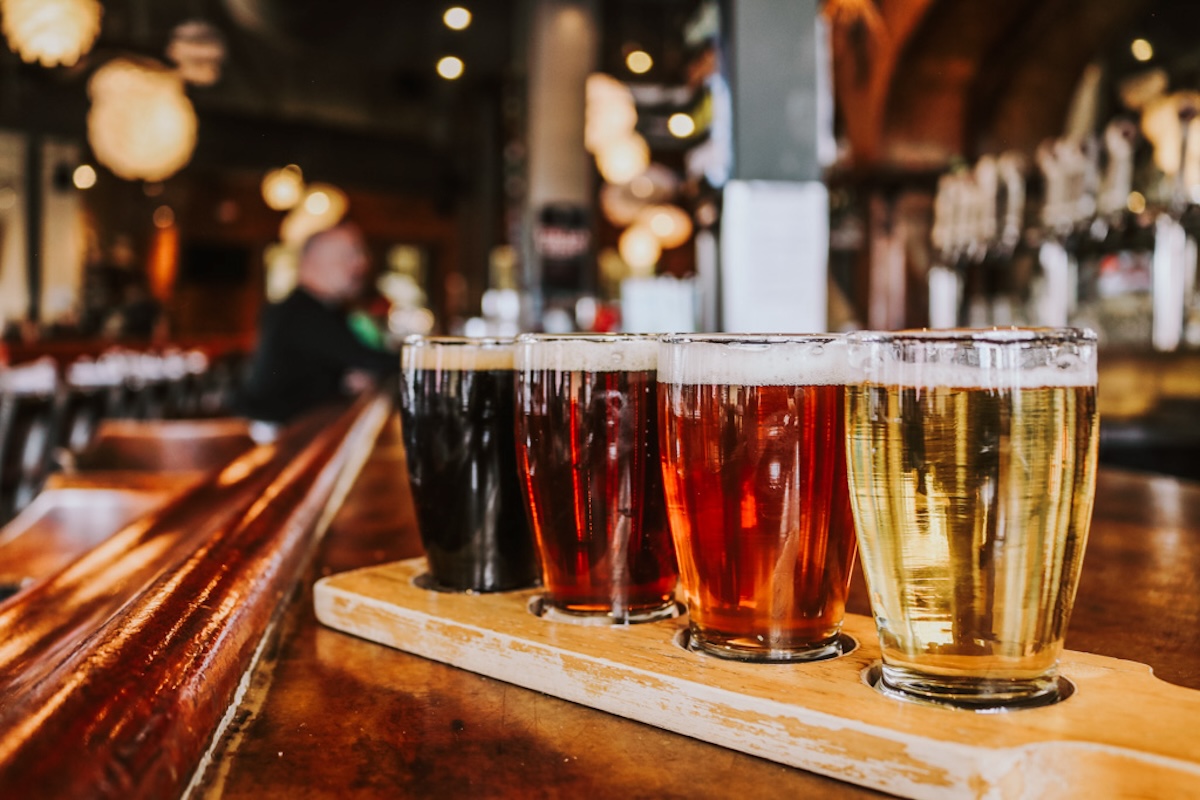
left=399, top=336, right=538, bottom=593
left=658, top=334, right=858, bottom=661
left=515, top=334, right=677, bottom=624
left=845, top=328, right=1099, bottom=709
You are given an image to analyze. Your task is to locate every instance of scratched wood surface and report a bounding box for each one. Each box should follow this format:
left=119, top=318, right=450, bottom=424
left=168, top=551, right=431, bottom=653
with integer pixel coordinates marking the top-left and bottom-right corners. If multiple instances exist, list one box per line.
left=315, top=557, right=1200, bottom=800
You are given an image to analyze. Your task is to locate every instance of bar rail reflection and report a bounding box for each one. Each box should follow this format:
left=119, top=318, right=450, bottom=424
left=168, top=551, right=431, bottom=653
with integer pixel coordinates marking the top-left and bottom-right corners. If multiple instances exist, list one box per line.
left=0, top=391, right=390, bottom=799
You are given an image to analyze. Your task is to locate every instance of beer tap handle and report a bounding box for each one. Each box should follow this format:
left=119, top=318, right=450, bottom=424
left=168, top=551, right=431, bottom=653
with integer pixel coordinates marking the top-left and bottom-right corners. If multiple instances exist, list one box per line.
left=1037, top=140, right=1065, bottom=234
left=997, top=151, right=1026, bottom=251
left=1100, top=119, right=1137, bottom=217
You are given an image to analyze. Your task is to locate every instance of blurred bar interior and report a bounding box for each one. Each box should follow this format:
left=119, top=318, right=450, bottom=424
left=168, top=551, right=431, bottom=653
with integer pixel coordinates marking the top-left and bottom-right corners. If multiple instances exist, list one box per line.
left=0, top=0, right=1198, bottom=534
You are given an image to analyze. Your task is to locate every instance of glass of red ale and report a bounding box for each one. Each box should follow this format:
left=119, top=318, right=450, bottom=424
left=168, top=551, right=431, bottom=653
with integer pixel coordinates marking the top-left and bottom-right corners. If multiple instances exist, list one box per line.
left=658, top=334, right=857, bottom=661
left=515, top=333, right=678, bottom=625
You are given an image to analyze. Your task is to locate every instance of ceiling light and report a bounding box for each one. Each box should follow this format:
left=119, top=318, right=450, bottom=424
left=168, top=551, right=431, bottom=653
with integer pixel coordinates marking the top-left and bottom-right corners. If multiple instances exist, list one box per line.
left=1131, top=38, right=1153, bottom=62
left=305, top=191, right=331, bottom=215
left=0, top=0, right=102, bottom=68
left=667, top=113, right=696, bottom=138
left=261, top=165, right=305, bottom=210
left=87, top=58, right=198, bottom=182
left=72, top=164, right=97, bottom=190
left=443, top=7, right=471, bottom=31
left=625, top=50, right=652, bottom=75
left=637, top=204, right=693, bottom=249
left=596, top=134, right=649, bottom=185
left=437, top=56, right=464, bottom=80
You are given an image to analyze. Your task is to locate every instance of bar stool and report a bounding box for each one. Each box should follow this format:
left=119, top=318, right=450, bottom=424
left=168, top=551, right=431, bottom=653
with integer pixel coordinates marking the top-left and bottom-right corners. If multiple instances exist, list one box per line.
left=0, top=358, right=62, bottom=522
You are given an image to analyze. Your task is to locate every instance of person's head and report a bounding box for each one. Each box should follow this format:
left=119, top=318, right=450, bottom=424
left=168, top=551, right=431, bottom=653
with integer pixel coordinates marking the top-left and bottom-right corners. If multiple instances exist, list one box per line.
left=296, top=221, right=370, bottom=304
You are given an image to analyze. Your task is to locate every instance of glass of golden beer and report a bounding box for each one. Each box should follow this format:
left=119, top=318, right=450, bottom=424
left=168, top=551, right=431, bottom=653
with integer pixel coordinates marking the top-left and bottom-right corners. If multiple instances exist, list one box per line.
left=515, top=333, right=678, bottom=625
left=845, top=328, right=1099, bottom=709
left=658, top=334, right=858, bottom=661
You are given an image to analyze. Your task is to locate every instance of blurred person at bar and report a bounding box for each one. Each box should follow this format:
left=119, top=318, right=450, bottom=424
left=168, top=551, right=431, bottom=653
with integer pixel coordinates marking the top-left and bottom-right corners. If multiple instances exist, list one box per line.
left=239, top=221, right=398, bottom=424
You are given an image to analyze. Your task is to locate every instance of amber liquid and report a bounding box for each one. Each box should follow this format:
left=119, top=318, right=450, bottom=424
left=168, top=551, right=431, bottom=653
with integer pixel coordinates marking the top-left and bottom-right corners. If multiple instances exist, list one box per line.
left=659, top=382, right=857, bottom=660
left=845, top=383, right=1098, bottom=699
left=517, top=369, right=677, bottom=622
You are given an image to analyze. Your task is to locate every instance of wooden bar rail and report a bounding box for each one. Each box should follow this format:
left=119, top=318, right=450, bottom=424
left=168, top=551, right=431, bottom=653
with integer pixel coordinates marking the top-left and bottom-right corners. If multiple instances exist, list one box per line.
left=0, top=393, right=390, bottom=799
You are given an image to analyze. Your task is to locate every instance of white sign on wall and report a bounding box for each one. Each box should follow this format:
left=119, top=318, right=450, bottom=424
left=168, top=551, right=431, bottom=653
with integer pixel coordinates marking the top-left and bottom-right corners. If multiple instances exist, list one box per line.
left=720, top=180, right=828, bottom=333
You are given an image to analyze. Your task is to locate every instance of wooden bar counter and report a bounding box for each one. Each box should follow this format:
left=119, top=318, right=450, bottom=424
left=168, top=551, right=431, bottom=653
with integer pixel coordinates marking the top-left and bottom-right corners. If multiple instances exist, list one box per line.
left=196, top=415, right=1200, bottom=799
left=2, top=402, right=1198, bottom=798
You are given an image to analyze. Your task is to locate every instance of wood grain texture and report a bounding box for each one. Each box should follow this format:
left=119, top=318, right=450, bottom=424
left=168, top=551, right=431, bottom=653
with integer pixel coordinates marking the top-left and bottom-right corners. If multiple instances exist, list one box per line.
left=315, top=558, right=1200, bottom=800
left=193, top=426, right=1200, bottom=800
left=0, top=394, right=390, bottom=800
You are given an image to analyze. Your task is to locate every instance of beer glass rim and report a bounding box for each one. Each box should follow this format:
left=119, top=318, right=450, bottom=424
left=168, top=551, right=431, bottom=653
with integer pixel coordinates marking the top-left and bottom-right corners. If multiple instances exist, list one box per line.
left=403, top=335, right=517, bottom=349
left=846, top=327, right=1097, bottom=346
left=515, top=332, right=658, bottom=342
left=659, top=332, right=843, bottom=345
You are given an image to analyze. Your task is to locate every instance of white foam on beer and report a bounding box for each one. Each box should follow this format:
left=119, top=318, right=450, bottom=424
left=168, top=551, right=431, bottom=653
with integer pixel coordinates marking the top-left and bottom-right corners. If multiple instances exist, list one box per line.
left=658, top=338, right=850, bottom=386
left=865, top=360, right=1096, bottom=389
left=402, top=340, right=514, bottom=371
left=515, top=336, right=658, bottom=372
left=848, top=329, right=1098, bottom=388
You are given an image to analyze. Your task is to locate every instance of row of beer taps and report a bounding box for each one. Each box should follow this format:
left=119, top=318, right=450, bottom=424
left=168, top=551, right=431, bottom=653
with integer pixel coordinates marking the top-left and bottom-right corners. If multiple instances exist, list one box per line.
left=928, top=92, right=1200, bottom=350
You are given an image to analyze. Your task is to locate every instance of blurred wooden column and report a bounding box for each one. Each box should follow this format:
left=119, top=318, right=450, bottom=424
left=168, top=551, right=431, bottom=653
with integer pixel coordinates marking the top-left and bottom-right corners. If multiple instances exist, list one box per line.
left=522, top=0, right=598, bottom=319
left=719, top=0, right=833, bottom=332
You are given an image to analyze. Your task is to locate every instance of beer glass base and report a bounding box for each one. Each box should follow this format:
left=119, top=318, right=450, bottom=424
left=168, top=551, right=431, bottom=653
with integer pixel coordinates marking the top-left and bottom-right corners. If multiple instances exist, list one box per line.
left=681, top=629, right=856, bottom=664
left=413, top=572, right=537, bottom=595
left=528, top=595, right=682, bottom=626
left=864, top=663, right=1074, bottom=712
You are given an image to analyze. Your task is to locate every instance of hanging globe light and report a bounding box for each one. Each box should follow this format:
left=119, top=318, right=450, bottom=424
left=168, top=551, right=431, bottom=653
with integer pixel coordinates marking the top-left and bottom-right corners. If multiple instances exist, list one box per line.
left=261, top=164, right=305, bottom=210
left=87, top=58, right=199, bottom=182
left=636, top=204, right=694, bottom=250
left=618, top=223, right=661, bottom=276
left=0, top=0, right=102, bottom=68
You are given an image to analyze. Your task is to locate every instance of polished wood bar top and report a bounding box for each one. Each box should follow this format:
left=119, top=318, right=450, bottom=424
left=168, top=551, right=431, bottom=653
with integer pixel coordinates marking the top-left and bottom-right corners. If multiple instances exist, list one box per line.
left=0, top=396, right=389, bottom=799
left=196, top=415, right=1200, bottom=799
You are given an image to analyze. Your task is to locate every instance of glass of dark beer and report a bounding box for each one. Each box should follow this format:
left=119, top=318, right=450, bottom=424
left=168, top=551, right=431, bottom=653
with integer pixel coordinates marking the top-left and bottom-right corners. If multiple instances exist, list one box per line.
left=845, top=328, right=1099, bottom=709
left=658, top=334, right=858, bottom=662
left=399, top=336, right=539, bottom=593
left=515, top=333, right=677, bottom=624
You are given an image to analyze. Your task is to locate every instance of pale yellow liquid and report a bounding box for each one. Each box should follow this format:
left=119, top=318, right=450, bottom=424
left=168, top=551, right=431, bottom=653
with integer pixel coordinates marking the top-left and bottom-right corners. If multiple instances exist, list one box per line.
left=846, top=383, right=1098, bottom=687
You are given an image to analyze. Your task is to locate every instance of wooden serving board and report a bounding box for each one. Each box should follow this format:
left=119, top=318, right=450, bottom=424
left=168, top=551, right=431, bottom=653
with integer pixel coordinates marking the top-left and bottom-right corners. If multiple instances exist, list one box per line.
left=314, top=558, right=1200, bottom=800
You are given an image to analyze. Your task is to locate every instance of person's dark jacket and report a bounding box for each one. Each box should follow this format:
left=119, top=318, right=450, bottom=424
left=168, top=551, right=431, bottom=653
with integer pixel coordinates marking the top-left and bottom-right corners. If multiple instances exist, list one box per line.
left=239, top=287, right=398, bottom=423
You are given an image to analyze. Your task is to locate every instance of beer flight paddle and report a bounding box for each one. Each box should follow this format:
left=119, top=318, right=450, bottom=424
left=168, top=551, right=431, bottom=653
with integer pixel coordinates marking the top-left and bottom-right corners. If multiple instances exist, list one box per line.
left=338, top=328, right=1200, bottom=796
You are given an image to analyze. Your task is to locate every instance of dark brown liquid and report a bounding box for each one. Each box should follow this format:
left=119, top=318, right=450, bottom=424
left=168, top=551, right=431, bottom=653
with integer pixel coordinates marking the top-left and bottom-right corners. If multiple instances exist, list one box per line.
left=399, top=367, right=538, bottom=592
left=517, top=369, right=676, bottom=621
left=660, top=382, right=857, bottom=658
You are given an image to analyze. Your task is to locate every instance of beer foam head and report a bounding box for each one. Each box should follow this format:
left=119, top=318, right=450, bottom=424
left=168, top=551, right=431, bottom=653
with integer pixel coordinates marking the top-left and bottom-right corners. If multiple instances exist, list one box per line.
left=847, top=328, right=1098, bottom=388
left=515, top=334, right=658, bottom=372
left=658, top=335, right=850, bottom=386
left=402, top=336, right=515, bottom=371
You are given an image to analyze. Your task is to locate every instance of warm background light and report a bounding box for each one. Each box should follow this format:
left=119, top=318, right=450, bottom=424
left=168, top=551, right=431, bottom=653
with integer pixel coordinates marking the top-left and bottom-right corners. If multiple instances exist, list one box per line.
left=87, top=58, right=199, bottom=182
left=443, top=7, right=471, bottom=30
left=72, top=164, right=97, bottom=190
left=625, top=49, right=652, bottom=75
left=1127, top=191, right=1147, bottom=214
left=281, top=183, right=348, bottom=245
left=261, top=164, right=305, bottom=210
left=1131, top=38, right=1154, bottom=62
left=667, top=113, right=696, bottom=138
left=596, top=134, right=649, bottom=185
left=637, top=204, right=693, bottom=249
left=153, top=205, right=176, bottom=229
left=0, top=0, right=102, bottom=68
left=618, top=224, right=661, bottom=276
left=437, top=56, right=464, bottom=80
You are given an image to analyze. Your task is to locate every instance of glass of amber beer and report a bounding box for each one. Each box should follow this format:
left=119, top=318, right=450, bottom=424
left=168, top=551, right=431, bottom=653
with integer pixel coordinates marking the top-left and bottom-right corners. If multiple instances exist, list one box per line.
left=515, top=333, right=678, bottom=624
left=399, top=336, right=539, bottom=593
left=845, top=328, right=1099, bottom=709
left=658, top=334, right=858, bottom=661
